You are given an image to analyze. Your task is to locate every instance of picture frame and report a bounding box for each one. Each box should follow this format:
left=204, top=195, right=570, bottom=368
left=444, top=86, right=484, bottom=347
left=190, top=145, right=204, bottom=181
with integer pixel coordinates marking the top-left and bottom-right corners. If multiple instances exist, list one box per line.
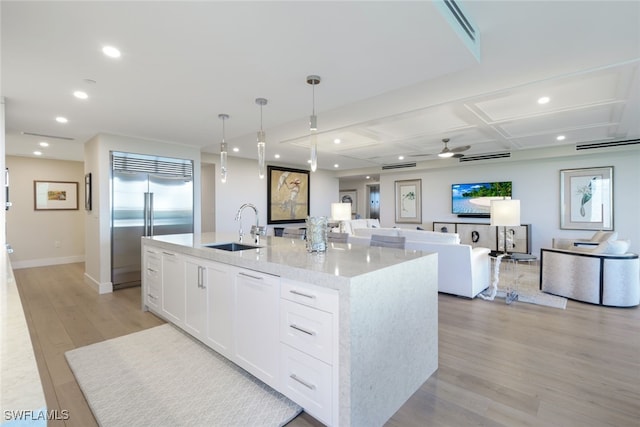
left=560, top=166, right=613, bottom=230
left=84, top=173, right=92, bottom=211
left=339, top=189, right=357, bottom=215
left=34, top=180, right=79, bottom=211
left=267, top=165, right=310, bottom=224
left=395, top=179, right=422, bottom=223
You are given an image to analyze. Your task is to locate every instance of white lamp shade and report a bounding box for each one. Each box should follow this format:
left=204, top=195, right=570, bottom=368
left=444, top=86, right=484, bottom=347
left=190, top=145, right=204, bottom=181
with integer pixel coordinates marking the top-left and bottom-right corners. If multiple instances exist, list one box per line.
left=331, top=203, right=352, bottom=221
left=490, top=199, right=521, bottom=226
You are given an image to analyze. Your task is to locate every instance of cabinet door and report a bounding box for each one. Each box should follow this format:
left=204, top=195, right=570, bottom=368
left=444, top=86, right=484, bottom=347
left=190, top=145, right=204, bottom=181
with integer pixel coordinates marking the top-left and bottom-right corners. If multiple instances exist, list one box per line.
left=161, top=251, right=185, bottom=324
left=184, top=257, right=208, bottom=339
left=142, top=248, right=162, bottom=312
left=234, top=269, right=280, bottom=388
left=205, top=262, right=234, bottom=357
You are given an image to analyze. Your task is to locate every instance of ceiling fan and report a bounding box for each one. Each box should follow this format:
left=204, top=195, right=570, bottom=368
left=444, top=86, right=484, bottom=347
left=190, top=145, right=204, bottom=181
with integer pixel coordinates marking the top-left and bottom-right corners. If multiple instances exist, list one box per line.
left=409, top=138, right=471, bottom=159
left=437, top=138, right=470, bottom=158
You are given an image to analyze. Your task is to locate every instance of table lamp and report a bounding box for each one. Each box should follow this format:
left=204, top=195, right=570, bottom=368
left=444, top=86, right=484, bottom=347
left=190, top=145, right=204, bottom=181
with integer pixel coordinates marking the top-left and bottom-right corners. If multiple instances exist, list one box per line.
left=331, top=202, right=352, bottom=233
left=490, top=199, right=520, bottom=256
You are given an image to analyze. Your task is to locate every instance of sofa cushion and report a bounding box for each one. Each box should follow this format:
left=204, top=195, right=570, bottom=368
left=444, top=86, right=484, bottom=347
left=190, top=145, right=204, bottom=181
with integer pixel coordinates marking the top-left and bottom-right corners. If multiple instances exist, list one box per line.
left=353, top=227, right=398, bottom=238
left=399, top=229, right=460, bottom=244
left=590, top=231, right=618, bottom=242
left=576, top=239, right=630, bottom=255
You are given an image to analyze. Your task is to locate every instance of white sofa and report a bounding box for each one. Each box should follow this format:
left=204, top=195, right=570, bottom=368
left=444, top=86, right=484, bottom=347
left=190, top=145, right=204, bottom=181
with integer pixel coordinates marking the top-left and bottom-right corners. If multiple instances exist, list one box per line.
left=346, top=225, right=491, bottom=298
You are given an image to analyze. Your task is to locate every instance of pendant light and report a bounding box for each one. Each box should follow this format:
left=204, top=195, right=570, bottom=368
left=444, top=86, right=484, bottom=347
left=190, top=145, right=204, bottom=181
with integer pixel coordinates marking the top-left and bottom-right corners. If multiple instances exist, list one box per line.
left=306, top=75, right=321, bottom=172
left=218, top=113, right=229, bottom=183
left=255, top=98, right=268, bottom=179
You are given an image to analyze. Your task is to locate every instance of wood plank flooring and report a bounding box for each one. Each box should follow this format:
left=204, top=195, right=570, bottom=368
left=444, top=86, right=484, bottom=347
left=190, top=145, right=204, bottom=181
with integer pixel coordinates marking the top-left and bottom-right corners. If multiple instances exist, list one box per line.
left=14, top=263, right=640, bottom=427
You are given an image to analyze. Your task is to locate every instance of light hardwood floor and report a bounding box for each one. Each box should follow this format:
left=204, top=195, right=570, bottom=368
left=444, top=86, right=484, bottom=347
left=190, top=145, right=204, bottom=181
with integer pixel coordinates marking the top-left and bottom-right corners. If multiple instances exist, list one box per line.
left=14, top=263, right=640, bottom=427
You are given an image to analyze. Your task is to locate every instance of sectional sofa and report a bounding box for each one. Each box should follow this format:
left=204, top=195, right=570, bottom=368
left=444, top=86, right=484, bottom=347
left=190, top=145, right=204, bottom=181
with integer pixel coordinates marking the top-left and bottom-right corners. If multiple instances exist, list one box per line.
left=342, top=220, right=491, bottom=298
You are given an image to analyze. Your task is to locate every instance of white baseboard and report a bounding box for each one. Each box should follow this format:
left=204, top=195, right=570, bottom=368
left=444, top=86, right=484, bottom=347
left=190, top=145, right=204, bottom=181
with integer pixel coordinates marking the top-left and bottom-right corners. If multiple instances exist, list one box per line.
left=10, top=255, right=85, bottom=270
left=83, top=272, right=113, bottom=294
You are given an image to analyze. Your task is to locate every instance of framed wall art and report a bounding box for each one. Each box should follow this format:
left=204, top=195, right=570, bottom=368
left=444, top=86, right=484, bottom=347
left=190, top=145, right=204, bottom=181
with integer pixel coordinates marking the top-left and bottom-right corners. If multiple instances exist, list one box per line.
left=395, top=179, right=422, bottom=223
left=267, top=165, right=310, bottom=224
left=339, top=189, right=357, bottom=215
left=34, top=180, right=79, bottom=211
left=560, top=166, right=613, bottom=230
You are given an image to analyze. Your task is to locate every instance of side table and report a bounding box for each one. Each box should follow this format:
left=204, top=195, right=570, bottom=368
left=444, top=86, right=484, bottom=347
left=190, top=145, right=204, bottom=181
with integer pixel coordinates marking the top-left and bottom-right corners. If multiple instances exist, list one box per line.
left=480, top=253, right=537, bottom=304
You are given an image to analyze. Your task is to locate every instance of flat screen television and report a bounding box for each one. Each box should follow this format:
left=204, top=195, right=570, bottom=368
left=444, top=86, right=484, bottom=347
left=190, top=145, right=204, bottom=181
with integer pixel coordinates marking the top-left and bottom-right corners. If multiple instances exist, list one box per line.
left=451, top=181, right=512, bottom=217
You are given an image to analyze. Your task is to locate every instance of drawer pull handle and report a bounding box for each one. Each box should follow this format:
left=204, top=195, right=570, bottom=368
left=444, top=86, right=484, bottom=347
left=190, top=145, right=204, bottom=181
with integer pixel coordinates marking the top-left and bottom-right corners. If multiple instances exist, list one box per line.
left=147, top=268, right=157, bottom=272
left=290, top=324, right=316, bottom=336
left=162, top=251, right=176, bottom=256
left=147, top=293, right=157, bottom=300
left=290, top=374, right=316, bottom=390
left=290, top=289, right=315, bottom=299
left=239, top=272, right=264, bottom=281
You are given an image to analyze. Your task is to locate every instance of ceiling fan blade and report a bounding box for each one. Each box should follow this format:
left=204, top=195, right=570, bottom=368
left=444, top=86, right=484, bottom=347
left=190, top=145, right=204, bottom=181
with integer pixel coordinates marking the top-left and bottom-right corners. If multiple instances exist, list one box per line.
left=451, top=145, right=470, bottom=153
left=452, top=153, right=465, bottom=158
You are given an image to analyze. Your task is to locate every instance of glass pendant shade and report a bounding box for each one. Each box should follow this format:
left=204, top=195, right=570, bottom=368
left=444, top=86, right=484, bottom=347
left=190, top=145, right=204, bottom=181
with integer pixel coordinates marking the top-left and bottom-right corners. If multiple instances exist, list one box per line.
left=218, top=113, right=229, bottom=183
left=307, top=75, right=321, bottom=172
left=257, top=130, right=266, bottom=179
left=255, top=98, right=268, bottom=179
left=310, top=115, right=318, bottom=172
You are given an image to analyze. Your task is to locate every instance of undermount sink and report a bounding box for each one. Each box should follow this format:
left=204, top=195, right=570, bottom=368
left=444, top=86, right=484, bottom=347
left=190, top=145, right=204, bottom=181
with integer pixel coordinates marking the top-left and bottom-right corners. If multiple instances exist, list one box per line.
left=203, top=242, right=262, bottom=252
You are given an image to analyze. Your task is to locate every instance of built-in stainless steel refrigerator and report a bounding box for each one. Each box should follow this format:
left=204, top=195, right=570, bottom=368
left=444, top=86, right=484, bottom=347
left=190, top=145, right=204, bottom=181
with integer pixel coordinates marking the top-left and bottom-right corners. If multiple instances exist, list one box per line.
left=111, top=152, right=193, bottom=289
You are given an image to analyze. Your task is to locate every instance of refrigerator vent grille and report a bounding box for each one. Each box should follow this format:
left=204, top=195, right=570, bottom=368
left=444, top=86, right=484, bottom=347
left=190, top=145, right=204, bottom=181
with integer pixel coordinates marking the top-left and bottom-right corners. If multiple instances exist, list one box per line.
left=112, top=154, right=193, bottom=177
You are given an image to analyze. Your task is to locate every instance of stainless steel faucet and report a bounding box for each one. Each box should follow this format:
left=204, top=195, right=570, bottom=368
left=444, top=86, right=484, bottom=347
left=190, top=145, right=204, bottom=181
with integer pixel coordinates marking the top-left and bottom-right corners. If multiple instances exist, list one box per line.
left=235, top=203, right=264, bottom=244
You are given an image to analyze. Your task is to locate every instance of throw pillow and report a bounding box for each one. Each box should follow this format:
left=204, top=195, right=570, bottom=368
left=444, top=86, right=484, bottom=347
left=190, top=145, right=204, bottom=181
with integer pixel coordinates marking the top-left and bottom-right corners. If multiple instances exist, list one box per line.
left=605, top=239, right=630, bottom=255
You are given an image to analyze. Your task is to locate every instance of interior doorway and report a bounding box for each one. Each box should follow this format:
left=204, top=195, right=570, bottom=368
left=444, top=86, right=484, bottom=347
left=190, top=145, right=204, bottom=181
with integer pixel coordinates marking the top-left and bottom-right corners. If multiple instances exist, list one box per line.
left=367, top=184, right=380, bottom=219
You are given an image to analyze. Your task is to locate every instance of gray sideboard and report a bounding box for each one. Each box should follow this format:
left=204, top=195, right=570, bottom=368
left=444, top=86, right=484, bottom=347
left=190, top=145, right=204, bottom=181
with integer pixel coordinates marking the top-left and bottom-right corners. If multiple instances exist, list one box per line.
left=433, top=221, right=532, bottom=254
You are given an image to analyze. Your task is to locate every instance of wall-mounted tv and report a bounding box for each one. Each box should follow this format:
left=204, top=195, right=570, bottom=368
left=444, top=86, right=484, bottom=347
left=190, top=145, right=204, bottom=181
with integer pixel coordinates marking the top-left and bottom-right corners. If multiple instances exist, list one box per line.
left=452, top=181, right=512, bottom=217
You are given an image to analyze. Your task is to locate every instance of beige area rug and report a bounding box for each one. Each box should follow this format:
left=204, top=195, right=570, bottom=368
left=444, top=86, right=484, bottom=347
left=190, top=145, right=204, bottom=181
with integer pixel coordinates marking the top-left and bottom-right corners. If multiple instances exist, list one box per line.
left=481, top=259, right=567, bottom=309
left=65, top=324, right=302, bottom=427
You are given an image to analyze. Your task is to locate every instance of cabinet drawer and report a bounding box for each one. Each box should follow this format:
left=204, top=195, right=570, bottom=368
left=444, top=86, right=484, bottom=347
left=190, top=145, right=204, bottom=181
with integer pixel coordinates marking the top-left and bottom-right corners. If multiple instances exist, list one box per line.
left=281, top=278, right=338, bottom=313
left=280, top=344, right=332, bottom=426
left=280, top=299, right=333, bottom=363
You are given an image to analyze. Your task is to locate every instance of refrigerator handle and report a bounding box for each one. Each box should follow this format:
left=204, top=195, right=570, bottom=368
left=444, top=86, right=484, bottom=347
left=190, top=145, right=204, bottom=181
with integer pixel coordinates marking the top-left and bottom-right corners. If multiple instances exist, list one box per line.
left=143, top=192, right=150, bottom=237
left=149, top=192, right=154, bottom=237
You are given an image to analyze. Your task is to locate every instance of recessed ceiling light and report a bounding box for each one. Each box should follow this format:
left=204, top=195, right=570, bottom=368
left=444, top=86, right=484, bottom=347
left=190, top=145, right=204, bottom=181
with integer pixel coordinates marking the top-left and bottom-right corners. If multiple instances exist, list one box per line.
left=334, top=139, right=341, bottom=144
left=334, top=164, right=339, bottom=168
left=74, top=91, right=88, bottom=99
left=556, top=135, right=566, bottom=141
left=56, top=116, right=68, bottom=123
left=398, top=155, right=405, bottom=160
left=232, top=147, right=239, bottom=152
left=307, top=159, right=311, bottom=164
left=365, top=176, right=370, bottom=179
left=274, top=154, right=280, bottom=159
left=39, top=141, right=49, bottom=147
left=33, top=151, right=42, bottom=156
left=102, top=46, right=121, bottom=58
left=537, top=96, right=550, bottom=105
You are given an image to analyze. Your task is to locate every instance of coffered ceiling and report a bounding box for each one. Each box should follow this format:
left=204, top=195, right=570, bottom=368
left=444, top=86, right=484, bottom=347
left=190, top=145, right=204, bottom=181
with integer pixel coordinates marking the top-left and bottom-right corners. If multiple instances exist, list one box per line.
left=2, top=1, right=639, bottom=175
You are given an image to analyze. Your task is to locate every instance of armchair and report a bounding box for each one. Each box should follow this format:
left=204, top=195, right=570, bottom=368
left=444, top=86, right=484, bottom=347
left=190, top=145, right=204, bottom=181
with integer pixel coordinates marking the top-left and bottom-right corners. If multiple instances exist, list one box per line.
left=540, top=248, right=639, bottom=307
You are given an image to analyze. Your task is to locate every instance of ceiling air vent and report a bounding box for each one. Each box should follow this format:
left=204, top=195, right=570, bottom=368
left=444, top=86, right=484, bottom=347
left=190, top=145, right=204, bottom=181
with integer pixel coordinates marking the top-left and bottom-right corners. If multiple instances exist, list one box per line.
left=381, top=162, right=417, bottom=170
left=22, top=131, right=75, bottom=140
left=576, top=139, right=640, bottom=151
left=434, top=0, right=480, bottom=61
left=459, top=152, right=511, bottom=162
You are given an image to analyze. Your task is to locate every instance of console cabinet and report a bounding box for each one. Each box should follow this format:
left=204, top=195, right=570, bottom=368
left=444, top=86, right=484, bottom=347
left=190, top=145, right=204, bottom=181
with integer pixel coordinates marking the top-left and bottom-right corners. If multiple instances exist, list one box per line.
left=434, top=221, right=532, bottom=254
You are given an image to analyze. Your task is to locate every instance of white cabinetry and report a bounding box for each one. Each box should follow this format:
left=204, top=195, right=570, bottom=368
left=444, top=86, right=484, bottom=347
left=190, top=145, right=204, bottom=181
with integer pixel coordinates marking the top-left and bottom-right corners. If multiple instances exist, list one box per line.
left=234, top=269, right=280, bottom=388
left=204, top=261, right=234, bottom=358
left=161, top=250, right=185, bottom=324
left=184, top=256, right=208, bottom=339
left=279, top=278, right=338, bottom=426
left=143, top=248, right=162, bottom=311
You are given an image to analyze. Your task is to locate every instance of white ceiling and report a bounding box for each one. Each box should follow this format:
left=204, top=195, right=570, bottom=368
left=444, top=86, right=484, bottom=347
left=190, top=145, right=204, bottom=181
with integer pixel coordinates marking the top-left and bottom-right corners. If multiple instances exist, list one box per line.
left=2, top=1, right=639, bottom=176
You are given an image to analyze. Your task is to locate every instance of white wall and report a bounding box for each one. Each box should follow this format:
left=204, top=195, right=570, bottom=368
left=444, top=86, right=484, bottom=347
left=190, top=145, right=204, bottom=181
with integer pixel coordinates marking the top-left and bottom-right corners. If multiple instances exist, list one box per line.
left=6, top=156, right=86, bottom=268
left=213, top=156, right=339, bottom=234
left=372, top=147, right=640, bottom=255
left=84, top=133, right=202, bottom=293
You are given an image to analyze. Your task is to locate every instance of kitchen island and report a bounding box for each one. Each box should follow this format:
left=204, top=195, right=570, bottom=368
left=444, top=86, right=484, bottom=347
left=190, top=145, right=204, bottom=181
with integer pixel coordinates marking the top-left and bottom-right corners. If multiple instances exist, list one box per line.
left=142, top=232, right=438, bottom=427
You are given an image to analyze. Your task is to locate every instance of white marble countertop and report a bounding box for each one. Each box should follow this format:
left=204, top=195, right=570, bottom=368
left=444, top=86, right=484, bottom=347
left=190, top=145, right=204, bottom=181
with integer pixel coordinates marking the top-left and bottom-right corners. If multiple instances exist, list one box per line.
left=144, top=232, right=433, bottom=290
left=0, top=251, right=47, bottom=425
